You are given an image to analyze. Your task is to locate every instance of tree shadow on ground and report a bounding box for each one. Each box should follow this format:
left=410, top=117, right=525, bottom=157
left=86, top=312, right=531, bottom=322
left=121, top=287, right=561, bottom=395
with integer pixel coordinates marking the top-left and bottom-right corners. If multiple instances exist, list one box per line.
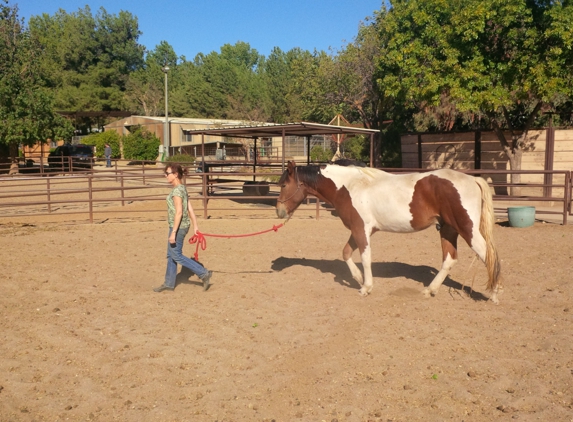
left=270, top=256, right=490, bottom=301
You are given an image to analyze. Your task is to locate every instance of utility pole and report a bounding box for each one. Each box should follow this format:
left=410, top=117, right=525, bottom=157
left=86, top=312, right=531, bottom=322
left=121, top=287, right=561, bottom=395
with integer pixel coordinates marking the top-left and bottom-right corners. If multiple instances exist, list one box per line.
left=162, top=66, right=170, bottom=159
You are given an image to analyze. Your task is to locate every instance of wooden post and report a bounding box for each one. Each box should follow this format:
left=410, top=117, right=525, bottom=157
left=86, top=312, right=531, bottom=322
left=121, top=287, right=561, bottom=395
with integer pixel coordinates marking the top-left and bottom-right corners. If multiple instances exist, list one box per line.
left=544, top=120, right=555, bottom=198
left=88, top=175, right=93, bottom=223
left=253, top=137, right=258, bottom=181
left=474, top=131, right=481, bottom=170
left=120, top=170, right=125, bottom=206
left=417, top=134, right=423, bottom=169
left=47, top=178, right=51, bottom=213
left=201, top=133, right=208, bottom=219
left=281, top=128, right=286, bottom=172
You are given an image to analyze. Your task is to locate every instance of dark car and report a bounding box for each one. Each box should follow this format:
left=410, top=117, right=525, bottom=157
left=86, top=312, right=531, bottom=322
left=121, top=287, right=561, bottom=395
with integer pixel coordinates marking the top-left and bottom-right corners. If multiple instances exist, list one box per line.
left=48, top=144, right=94, bottom=171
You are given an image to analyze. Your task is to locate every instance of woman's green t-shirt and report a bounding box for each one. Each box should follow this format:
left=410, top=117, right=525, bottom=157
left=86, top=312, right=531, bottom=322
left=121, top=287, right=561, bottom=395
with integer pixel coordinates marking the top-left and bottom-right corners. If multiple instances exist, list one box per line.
left=166, top=184, right=190, bottom=228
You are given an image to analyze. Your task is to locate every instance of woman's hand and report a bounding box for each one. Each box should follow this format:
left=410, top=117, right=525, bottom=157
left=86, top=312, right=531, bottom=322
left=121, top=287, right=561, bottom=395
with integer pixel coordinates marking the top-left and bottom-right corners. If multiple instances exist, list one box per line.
left=169, top=232, right=177, bottom=245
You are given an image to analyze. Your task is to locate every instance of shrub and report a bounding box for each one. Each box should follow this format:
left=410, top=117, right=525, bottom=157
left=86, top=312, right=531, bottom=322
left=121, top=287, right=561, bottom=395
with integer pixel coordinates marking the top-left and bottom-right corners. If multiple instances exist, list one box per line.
left=342, top=135, right=369, bottom=161
left=169, top=153, right=196, bottom=163
left=122, top=127, right=160, bottom=161
left=310, top=145, right=333, bottom=163
left=82, top=131, right=121, bottom=158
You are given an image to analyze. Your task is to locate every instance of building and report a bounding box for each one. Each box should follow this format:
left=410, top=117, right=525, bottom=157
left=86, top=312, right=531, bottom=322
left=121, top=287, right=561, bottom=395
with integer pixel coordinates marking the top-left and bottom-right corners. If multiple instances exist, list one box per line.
left=103, top=116, right=370, bottom=163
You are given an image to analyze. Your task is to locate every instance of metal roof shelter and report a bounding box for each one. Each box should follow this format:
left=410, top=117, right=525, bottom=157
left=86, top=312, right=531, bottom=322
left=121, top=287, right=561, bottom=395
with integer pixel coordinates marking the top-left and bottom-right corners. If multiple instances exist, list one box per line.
left=183, top=121, right=380, bottom=170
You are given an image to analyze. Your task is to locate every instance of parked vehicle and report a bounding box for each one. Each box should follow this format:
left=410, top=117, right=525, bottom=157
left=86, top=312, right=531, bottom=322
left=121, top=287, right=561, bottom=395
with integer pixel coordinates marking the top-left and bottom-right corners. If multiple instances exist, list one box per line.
left=48, top=144, right=94, bottom=171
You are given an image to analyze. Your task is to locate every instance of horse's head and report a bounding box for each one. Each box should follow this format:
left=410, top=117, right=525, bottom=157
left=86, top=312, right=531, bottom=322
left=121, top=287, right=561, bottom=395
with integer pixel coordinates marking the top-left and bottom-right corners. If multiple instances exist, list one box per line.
left=276, top=161, right=309, bottom=219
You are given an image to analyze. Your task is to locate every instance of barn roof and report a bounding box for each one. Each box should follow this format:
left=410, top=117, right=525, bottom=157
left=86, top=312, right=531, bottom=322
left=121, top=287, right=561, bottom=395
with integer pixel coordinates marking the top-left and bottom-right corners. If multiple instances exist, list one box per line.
left=183, top=121, right=378, bottom=138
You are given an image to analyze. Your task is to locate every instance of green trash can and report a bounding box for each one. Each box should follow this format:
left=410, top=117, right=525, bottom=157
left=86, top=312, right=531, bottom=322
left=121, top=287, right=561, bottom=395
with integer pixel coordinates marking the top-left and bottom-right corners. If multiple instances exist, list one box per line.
left=507, top=206, right=535, bottom=228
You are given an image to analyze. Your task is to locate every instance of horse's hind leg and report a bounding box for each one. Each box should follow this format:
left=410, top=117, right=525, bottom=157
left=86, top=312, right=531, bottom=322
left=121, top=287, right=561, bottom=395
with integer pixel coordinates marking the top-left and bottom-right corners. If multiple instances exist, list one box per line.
left=423, top=224, right=458, bottom=298
left=343, top=235, right=364, bottom=286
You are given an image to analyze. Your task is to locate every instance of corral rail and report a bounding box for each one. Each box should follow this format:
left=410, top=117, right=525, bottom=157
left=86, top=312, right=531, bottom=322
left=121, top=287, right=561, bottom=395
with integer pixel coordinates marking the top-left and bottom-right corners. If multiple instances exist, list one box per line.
left=0, top=162, right=571, bottom=225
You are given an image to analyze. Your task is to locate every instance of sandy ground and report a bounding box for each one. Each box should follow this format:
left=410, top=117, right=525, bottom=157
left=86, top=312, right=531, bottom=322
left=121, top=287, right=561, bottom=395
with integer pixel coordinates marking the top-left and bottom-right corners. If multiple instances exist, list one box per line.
left=1, top=209, right=572, bottom=422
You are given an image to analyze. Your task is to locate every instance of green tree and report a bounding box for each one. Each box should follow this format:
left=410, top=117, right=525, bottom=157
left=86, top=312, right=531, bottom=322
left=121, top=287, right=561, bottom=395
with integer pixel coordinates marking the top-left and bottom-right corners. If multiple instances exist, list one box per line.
left=186, top=42, right=269, bottom=121
left=262, top=47, right=313, bottom=123
left=125, top=41, right=179, bottom=116
left=0, top=1, right=73, bottom=174
left=322, top=19, right=382, bottom=130
left=289, top=49, right=339, bottom=123
left=376, top=0, right=573, bottom=182
left=28, top=6, right=145, bottom=131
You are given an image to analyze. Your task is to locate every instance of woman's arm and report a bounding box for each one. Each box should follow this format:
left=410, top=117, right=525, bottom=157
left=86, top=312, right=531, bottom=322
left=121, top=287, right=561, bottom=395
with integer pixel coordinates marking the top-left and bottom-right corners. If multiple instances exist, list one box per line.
left=187, top=198, right=200, bottom=234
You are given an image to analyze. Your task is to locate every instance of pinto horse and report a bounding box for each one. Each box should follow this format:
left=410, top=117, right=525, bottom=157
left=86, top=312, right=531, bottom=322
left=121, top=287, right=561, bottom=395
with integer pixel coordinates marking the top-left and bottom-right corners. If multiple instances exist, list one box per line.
left=276, top=161, right=502, bottom=303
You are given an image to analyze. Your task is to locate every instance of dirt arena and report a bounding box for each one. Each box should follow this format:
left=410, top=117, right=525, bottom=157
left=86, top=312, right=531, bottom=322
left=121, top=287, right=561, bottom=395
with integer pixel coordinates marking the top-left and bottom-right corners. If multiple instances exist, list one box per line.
left=1, top=209, right=572, bottom=421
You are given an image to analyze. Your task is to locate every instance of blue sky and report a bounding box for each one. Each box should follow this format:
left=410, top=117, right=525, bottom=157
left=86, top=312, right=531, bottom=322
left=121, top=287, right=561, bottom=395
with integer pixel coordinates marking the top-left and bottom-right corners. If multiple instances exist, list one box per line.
left=16, top=0, right=383, bottom=60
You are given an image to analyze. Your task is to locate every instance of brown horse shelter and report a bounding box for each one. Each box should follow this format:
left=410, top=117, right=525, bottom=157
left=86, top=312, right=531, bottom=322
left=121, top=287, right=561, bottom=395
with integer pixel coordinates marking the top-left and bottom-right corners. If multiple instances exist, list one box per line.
left=401, top=128, right=573, bottom=199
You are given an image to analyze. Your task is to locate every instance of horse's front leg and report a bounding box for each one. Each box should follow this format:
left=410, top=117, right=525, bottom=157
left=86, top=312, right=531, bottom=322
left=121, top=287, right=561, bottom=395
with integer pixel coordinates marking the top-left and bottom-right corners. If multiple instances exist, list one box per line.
left=343, top=235, right=363, bottom=286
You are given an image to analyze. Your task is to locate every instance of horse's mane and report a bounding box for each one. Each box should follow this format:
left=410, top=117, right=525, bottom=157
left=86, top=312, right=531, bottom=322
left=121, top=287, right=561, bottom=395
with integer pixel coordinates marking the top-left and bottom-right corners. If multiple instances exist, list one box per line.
left=278, top=160, right=369, bottom=189
left=332, top=158, right=367, bottom=167
left=278, top=164, right=322, bottom=189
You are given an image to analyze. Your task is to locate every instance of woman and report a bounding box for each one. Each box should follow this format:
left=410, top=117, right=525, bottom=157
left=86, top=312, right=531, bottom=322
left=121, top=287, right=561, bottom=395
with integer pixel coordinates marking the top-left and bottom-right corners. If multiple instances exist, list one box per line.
left=154, top=163, right=212, bottom=292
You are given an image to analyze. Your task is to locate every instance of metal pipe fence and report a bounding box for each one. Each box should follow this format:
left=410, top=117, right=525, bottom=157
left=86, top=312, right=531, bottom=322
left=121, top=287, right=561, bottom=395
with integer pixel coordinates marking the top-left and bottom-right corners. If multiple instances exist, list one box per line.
left=0, top=164, right=571, bottom=225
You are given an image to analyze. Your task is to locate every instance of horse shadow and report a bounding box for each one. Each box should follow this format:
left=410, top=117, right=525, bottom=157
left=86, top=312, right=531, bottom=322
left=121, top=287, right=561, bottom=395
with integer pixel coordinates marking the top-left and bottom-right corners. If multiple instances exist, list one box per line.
left=270, top=256, right=490, bottom=301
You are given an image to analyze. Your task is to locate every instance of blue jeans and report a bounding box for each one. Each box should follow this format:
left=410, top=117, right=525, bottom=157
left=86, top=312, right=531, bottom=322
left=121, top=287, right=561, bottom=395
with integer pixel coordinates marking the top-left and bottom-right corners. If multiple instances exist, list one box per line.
left=164, top=227, right=208, bottom=288
left=106, top=157, right=111, bottom=167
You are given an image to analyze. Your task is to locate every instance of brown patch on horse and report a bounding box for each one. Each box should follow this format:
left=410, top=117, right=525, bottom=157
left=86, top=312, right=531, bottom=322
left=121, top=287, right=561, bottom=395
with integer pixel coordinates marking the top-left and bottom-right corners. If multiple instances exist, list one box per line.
left=409, top=175, right=474, bottom=245
left=314, top=179, right=368, bottom=254
left=331, top=186, right=368, bottom=253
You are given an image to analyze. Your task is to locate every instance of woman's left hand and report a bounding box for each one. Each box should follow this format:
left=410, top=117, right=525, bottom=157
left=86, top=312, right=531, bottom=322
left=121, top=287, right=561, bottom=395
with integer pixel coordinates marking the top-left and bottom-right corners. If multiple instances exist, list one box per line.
left=169, top=232, right=176, bottom=245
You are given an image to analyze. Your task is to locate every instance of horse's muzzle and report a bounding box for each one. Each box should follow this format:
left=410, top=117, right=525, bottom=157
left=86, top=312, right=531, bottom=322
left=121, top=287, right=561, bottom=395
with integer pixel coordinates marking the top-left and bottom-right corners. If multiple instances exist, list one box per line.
left=276, top=204, right=289, bottom=219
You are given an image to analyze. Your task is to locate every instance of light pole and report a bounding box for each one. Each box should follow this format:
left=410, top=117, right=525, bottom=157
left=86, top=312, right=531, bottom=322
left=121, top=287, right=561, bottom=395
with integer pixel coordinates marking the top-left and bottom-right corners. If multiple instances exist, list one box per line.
left=162, top=66, right=170, bottom=159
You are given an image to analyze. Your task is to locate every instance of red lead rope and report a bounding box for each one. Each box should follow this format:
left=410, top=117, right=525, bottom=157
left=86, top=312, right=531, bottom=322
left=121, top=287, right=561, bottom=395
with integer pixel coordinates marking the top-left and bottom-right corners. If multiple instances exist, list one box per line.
left=189, top=223, right=285, bottom=261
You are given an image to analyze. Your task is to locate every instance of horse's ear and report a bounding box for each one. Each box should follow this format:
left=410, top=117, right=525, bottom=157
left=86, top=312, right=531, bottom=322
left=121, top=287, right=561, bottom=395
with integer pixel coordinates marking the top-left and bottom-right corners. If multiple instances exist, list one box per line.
left=287, top=161, right=296, bottom=174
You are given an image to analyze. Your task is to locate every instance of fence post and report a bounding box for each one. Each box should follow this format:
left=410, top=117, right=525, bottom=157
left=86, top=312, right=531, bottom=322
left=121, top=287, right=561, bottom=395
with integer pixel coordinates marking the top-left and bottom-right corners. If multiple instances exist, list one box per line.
left=88, top=175, right=93, bottom=223
left=417, top=134, right=423, bottom=169
left=142, top=162, right=146, bottom=185
left=121, top=170, right=125, bottom=207
left=564, top=171, right=572, bottom=225
left=474, top=131, right=481, bottom=170
left=47, top=177, right=51, bottom=213
left=544, top=125, right=555, bottom=198
left=202, top=173, right=208, bottom=218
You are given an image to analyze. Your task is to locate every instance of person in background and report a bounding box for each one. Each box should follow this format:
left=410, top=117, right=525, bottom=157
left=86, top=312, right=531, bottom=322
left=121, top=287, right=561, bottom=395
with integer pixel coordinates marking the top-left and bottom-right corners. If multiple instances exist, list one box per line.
left=104, top=143, right=112, bottom=168
left=154, top=163, right=212, bottom=292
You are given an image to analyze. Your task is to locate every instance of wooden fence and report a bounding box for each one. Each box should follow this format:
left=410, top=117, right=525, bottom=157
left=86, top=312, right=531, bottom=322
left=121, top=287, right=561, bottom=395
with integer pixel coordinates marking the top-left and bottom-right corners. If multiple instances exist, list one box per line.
left=0, top=162, right=571, bottom=225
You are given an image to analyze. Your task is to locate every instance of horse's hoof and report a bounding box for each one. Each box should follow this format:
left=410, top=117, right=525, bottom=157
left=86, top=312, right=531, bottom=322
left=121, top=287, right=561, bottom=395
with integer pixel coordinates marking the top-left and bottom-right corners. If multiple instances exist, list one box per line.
left=358, top=288, right=369, bottom=297
left=490, top=296, right=500, bottom=305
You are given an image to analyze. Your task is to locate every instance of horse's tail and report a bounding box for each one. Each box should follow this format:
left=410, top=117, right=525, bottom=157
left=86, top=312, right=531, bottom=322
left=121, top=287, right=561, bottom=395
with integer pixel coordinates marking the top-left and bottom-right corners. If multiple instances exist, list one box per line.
left=475, top=177, right=501, bottom=291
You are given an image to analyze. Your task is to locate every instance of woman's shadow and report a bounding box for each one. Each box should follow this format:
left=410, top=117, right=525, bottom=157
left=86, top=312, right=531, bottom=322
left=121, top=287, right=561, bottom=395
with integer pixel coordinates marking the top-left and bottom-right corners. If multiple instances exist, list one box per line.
left=270, top=256, right=489, bottom=301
